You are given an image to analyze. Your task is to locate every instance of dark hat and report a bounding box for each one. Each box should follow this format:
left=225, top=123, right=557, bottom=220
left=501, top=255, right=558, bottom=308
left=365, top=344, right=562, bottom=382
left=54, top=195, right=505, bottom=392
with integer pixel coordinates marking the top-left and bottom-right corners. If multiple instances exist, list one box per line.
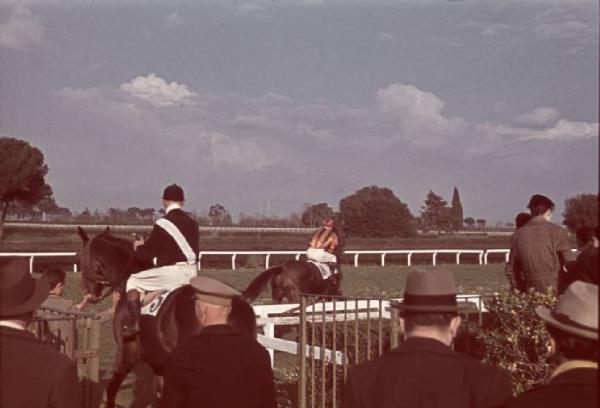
left=322, top=219, right=335, bottom=228
left=190, top=276, right=241, bottom=306
left=0, top=257, right=49, bottom=317
left=527, top=194, right=554, bottom=211
left=536, top=281, right=598, bottom=340
left=162, top=184, right=185, bottom=202
left=391, top=268, right=472, bottom=313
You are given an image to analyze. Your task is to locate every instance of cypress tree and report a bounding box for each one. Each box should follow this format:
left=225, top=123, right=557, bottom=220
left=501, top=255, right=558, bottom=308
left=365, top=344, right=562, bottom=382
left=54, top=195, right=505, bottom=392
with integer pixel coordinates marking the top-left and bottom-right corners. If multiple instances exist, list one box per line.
left=451, top=187, right=464, bottom=230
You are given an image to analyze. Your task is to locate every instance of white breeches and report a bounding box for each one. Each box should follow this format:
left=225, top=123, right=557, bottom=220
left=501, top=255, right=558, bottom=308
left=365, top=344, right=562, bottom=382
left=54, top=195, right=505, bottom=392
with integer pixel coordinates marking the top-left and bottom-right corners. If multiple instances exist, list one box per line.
left=306, top=247, right=337, bottom=264
left=126, top=264, right=198, bottom=293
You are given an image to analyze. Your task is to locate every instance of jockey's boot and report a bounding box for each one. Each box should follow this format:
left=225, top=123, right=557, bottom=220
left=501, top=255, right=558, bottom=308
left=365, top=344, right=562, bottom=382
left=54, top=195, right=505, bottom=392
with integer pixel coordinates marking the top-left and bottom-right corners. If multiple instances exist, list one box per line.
left=328, top=263, right=338, bottom=284
left=122, top=290, right=141, bottom=338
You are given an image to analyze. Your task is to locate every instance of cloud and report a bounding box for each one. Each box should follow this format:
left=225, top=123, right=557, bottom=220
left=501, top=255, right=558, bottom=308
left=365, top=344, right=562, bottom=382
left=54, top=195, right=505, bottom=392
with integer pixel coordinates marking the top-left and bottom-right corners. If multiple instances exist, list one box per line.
left=119, top=73, right=197, bottom=107
left=477, top=119, right=597, bottom=144
left=208, top=132, right=275, bottom=170
left=0, top=3, right=45, bottom=49
left=165, top=11, right=184, bottom=28
left=515, top=106, right=560, bottom=127
left=533, top=7, right=597, bottom=47
left=376, top=83, right=467, bottom=147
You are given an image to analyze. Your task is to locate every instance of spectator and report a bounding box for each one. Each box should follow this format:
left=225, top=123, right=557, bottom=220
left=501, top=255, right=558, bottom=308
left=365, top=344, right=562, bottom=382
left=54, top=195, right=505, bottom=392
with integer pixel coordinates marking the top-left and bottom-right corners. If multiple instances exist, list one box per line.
left=505, top=194, right=573, bottom=293
left=0, top=257, right=81, bottom=408
left=515, top=212, right=532, bottom=229
left=160, top=276, right=277, bottom=408
left=507, top=281, right=598, bottom=407
left=344, top=268, right=512, bottom=408
left=559, top=226, right=598, bottom=294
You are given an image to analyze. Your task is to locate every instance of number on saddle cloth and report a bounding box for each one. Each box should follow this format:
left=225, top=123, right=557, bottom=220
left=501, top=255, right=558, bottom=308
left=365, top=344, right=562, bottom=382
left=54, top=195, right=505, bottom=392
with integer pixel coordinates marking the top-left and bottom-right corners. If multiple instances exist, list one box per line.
left=141, top=288, right=178, bottom=317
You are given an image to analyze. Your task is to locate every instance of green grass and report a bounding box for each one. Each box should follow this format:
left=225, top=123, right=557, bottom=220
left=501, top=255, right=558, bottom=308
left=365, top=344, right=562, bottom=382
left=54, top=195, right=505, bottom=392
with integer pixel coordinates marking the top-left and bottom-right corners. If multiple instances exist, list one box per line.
left=60, top=264, right=506, bottom=407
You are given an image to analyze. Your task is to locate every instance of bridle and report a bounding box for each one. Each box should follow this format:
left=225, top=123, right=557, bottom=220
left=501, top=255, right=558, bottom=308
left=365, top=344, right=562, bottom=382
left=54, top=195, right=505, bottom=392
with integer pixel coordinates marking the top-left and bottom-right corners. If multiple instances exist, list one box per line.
left=85, top=251, right=138, bottom=301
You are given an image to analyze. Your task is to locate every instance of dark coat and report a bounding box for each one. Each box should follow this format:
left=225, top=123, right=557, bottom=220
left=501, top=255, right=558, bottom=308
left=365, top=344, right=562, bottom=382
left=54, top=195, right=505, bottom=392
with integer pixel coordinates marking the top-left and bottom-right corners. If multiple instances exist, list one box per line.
left=560, top=247, right=599, bottom=293
left=160, top=324, right=277, bottom=408
left=344, top=337, right=512, bottom=408
left=507, top=367, right=597, bottom=408
left=135, top=208, right=200, bottom=267
left=505, top=217, right=573, bottom=292
left=0, top=326, right=81, bottom=408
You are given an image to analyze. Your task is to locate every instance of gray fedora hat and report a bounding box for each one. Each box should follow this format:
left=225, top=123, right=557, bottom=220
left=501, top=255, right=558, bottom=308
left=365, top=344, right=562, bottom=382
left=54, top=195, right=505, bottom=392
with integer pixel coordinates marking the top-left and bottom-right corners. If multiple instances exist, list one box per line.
left=391, top=268, right=472, bottom=313
left=536, top=281, right=598, bottom=340
left=0, top=257, right=49, bottom=317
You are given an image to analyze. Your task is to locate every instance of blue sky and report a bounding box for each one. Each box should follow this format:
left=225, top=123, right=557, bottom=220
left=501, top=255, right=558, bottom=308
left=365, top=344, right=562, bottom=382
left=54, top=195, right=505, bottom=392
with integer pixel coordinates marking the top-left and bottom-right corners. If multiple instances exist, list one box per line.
left=0, top=0, right=597, bottom=224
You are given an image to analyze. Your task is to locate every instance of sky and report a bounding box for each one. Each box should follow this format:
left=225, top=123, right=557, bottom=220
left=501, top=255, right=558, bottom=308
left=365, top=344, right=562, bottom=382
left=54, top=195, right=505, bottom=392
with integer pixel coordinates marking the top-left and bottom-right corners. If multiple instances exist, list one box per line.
left=0, top=0, right=598, bottom=224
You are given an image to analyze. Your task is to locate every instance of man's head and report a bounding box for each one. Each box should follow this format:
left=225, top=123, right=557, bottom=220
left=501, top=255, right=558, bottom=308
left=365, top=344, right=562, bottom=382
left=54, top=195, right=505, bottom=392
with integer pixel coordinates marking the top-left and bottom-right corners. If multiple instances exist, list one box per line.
left=536, top=281, right=598, bottom=363
left=575, top=226, right=598, bottom=250
left=190, top=276, right=241, bottom=327
left=44, top=268, right=66, bottom=295
left=0, top=257, right=49, bottom=324
left=392, top=268, right=470, bottom=346
left=162, top=184, right=185, bottom=208
left=527, top=194, right=555, bottom=220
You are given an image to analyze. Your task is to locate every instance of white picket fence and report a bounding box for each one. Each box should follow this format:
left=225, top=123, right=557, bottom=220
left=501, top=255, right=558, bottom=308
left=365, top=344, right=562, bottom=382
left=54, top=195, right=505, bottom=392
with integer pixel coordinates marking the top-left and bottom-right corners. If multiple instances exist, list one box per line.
left=0, top=249, right=514, bottom=273
left=253, top=294, right=489, bottom=366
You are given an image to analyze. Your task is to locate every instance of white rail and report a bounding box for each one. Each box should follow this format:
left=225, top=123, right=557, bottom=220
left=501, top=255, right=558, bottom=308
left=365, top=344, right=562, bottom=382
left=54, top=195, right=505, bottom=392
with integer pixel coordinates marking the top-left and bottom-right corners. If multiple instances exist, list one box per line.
left=253, top=294, right=488, bottom=366
left=2, top=248, right=578, bottom=273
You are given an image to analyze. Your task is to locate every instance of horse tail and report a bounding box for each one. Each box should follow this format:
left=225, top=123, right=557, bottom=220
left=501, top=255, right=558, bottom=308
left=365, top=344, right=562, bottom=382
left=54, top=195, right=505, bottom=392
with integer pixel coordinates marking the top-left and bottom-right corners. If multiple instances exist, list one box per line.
left=229, top=295, right=258, bottom=339
left=242, top=266, right=284, bottom=302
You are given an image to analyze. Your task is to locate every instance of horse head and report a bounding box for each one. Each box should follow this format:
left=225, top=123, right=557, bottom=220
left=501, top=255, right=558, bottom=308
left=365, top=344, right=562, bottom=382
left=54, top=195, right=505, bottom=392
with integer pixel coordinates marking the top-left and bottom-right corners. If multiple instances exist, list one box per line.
left=77, top=226, right=113, bottom=302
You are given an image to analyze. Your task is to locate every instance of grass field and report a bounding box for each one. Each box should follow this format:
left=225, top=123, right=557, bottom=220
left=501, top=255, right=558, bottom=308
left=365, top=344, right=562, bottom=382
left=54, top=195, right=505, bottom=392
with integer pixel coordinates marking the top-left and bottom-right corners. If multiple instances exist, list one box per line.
left=59, top=264, right=507, bottom=408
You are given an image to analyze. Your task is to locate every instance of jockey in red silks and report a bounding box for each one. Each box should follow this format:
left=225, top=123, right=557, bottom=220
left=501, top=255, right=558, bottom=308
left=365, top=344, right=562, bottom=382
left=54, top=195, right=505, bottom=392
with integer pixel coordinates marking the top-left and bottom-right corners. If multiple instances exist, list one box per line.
left=306, top=219, right=340, bottom=280
left=122, top=184, right=199, bottom=337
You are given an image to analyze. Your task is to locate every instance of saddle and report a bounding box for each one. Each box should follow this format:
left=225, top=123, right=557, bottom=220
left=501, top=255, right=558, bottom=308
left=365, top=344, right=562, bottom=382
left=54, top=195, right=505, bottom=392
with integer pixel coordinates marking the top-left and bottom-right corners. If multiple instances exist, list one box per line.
left=307, top=261, right=334, bottom=280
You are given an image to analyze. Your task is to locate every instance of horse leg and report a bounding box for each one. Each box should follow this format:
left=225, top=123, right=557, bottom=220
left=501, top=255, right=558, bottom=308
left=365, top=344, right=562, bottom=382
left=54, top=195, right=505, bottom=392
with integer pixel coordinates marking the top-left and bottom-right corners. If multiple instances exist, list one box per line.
left=153, top=375, right=164, bottom=400
left=105, top=340, right=139, bottom=408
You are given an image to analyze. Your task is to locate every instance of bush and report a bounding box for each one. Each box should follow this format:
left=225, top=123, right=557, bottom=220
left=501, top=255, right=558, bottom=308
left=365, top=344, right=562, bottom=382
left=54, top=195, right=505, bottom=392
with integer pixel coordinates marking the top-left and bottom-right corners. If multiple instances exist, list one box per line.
left=477, top=289, right=557, bottom=394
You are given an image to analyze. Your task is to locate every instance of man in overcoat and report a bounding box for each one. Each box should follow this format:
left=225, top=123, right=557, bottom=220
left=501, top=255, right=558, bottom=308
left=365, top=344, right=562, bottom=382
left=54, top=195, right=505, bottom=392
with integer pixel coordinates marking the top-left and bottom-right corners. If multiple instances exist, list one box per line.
left=505, top=194, right=573, bottom=292
left=123, top=183, right=199, bottom=337
left=159, top=276, right=277, bottom=408
left=0, top=257, right=81, bottom=408
left=507, top=281, right=597, bottom=408
left=344, top=268, right=512, bottom=408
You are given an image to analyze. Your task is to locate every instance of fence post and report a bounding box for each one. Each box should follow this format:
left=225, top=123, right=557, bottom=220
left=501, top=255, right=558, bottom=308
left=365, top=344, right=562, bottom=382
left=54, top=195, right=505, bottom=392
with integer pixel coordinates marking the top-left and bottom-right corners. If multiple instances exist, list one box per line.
left=265, top=254, right=271, bottom=269
left=231, top=254, right=237, bottom=270
left=353, top=253, right=359, bottom=268
left=380, top=253, right=386, bottom=267
left=455, top=252, right=461, bottom=265
left=29, top=255, right=35, bottom=274
left=198, top=253, right=203, bottom=270
left=407, top=252, right=412, bottom=266
left=390, top=307, right=400, bottom=349
left=432, top=252, right=437, bottom=266
left=298, top=296, right=307, bottom=408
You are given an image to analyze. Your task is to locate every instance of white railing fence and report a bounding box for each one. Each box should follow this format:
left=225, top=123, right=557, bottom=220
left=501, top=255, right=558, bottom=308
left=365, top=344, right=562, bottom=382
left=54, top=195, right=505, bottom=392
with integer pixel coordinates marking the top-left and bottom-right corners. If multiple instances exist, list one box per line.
left=253, top=294, right=488, bottom=366
left=0, top=248, right=578, bottom=273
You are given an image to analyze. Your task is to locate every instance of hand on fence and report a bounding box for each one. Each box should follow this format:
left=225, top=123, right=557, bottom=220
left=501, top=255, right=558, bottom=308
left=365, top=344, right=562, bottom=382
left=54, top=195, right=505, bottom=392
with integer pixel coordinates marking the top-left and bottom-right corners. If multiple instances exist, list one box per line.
left=75, top=293, right=94, bottom=310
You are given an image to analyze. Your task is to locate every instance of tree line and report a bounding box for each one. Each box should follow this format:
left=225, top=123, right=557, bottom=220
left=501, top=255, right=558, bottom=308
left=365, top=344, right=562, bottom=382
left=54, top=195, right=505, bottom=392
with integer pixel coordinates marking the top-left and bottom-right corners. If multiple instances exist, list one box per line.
left=1, top=137, right=598, bottom=239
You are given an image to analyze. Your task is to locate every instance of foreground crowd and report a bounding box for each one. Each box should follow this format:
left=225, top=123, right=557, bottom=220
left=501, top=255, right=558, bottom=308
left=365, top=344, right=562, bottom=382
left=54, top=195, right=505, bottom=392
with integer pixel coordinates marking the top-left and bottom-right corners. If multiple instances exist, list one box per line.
left=0, top=189, right=597, bottom=408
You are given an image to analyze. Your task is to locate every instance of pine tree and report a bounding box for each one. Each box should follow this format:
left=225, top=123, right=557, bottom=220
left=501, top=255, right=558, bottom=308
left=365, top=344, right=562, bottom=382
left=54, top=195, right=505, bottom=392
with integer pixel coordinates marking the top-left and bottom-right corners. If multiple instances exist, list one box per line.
left=451, top=187, right=464, bottom=231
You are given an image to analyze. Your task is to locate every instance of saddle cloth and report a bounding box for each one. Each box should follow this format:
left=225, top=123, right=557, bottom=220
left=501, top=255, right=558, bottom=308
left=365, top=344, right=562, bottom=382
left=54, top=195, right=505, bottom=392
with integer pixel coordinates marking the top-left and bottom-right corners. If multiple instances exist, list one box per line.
left=141, top=287, right=179, bottom=317
left=307, top=261, right=332, bottom=280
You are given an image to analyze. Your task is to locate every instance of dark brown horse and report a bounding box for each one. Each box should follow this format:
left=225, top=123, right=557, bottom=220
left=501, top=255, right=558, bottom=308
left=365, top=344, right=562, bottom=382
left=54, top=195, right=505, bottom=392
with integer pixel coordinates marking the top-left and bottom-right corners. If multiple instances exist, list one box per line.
left=242, top=259, right=343, bottom=303
left=76, top=227, right=256, bottom=408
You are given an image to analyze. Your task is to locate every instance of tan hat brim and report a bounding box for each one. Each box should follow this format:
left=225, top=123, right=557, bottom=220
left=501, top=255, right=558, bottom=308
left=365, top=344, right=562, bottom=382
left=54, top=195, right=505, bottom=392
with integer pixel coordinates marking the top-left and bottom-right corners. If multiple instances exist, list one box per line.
left=0, top=275, right=49, bottom=317
left=391, top=300, right=477, bottom=313
left=195, top=293, right=233, bottom=306
left=536, top=307, right=598, bottom=340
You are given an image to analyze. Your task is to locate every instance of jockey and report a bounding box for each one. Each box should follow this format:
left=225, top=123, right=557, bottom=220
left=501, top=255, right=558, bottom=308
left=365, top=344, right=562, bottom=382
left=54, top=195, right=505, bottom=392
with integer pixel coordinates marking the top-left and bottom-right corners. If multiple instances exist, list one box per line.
left=306, top=219, right=340, bottom=280
left=122, top=184, right=199, bottom=337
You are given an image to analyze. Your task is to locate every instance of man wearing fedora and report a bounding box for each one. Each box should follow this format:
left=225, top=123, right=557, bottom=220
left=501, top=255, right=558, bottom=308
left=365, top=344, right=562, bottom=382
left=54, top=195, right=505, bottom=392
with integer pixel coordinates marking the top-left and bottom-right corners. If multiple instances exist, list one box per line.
left=505, top=194, right=573, bottom=293
left=0, top=257, right=81, bottom=408
left=507, top=281, right=598, bottom=407
left=344, top=268, right=512, bottom=408
left=160, top=276, right=277, bottom=408
left=123, top=183, right=200, bottom=337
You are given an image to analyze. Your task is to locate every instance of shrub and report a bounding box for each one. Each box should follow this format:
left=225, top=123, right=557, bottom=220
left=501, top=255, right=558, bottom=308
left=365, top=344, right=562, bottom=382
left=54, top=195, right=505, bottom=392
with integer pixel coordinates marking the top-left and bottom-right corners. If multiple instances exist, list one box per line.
left=477, top=289, right=557, bottom=394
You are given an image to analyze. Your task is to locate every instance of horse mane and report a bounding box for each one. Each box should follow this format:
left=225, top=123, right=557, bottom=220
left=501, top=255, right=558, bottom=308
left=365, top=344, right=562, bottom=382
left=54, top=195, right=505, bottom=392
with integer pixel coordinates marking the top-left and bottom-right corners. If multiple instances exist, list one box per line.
left=93, top=233, right=135, bottom=256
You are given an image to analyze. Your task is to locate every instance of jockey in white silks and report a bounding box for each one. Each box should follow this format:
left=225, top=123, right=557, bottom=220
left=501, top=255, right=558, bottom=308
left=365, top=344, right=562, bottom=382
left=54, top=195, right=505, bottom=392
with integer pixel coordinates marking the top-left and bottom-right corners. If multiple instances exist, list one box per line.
left=122, top=184, right=199, bottom=337
left=306, top=219, right=340, bottom=280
